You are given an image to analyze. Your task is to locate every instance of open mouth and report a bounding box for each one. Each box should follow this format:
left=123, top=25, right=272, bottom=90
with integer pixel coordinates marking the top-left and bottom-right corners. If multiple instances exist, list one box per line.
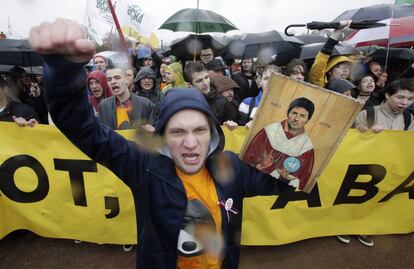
left=182, top=153, right=200, bottom=164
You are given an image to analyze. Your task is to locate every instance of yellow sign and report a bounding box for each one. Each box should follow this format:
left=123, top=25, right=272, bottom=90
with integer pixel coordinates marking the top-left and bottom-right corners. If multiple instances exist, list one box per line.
left=0, top=122, right=413, bottom=245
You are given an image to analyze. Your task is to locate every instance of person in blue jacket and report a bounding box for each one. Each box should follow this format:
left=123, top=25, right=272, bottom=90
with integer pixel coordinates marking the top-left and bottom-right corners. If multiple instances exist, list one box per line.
left=29, top=19, right=294, bottom=269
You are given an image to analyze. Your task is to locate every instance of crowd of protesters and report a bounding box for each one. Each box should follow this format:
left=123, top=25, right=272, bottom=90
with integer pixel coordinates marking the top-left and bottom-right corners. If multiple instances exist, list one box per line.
left=1, top=19, right=414, bottom=256
left=1, top=21, right=413, bottom=133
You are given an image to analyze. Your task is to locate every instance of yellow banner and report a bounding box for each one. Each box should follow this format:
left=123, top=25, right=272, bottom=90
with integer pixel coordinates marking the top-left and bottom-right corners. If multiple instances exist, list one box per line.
left=0, top=122, right=413, bottom=245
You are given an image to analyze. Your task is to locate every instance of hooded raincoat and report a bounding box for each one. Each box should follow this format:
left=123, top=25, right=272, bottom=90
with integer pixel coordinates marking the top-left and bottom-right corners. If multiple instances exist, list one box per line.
left=162, top=62, right=188, bottom=92
left=133, top=67, right=164, bottom=110
left=309, top=38, right=354, bottom=88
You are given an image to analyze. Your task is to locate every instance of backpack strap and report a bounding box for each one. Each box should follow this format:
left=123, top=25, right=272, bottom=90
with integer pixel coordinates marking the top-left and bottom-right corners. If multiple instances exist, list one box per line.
left=366, top=106, right=375, bottom=129
left=403, top=109, right=412, bottom=130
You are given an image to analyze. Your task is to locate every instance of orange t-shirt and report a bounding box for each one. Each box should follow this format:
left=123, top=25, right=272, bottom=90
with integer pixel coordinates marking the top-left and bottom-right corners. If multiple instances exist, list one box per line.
left=115, top=102, right=131, bottom=129
left=176, top=167, right=223, bottom=269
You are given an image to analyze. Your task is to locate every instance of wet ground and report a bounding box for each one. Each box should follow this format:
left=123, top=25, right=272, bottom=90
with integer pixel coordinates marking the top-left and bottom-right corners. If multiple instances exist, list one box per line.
left=0, top=231, right=413, bottom=268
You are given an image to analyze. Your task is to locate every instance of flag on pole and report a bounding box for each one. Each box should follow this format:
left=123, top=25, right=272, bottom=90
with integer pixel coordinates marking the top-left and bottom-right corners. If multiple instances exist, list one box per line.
left=116, top=0, right=160, bottom=48
left=85, top=0, right=159, bottom=48
left=85, top=0, right=114, bottom=45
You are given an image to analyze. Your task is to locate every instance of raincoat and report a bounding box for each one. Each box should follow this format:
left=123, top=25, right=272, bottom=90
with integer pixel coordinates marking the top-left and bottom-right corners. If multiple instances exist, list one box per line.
left=162, top=62, right=188, bottom=92
left=309, top=38, right=354, bottom=88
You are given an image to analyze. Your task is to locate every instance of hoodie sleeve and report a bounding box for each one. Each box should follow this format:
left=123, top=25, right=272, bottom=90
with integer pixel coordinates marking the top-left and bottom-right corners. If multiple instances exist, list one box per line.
left=43, top=55, right=147, bottom=188
left=309, top=38, right=339, bottom=88
left=227, top=152, right=295, bottom=197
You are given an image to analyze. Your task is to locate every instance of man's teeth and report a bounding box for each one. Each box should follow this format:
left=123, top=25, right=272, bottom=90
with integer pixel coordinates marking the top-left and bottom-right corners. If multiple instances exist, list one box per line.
left=183, top=153, right=198, bottom=160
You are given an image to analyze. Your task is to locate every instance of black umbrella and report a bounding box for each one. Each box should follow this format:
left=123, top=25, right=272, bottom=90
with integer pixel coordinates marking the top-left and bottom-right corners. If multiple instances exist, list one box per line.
left=285, top=21, right=385, bottom=36
left=300, top=42, right=358, bottom=61
left=169, top=34, right=226, bottom=62
left=333, top=3, right=414, bottom=22
left=0, top=65, right=15, bottom=73
left=295, top=34, right=328, bottom=44
left=0, top=39, right=44, bottom=67
left=225, top=30, right=303, bottom=64
left=358, top=45, right=414, bottom=65
left=270, top=35, right=328, bottom=66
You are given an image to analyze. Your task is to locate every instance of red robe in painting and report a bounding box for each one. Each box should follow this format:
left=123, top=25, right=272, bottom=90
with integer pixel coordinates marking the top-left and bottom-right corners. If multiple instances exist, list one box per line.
left=243, top=120, right=314, bottom=190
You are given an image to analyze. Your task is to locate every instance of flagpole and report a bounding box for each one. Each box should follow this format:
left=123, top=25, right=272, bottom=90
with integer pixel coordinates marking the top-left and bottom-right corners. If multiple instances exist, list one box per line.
left=107, top=0, right=129, bottom=55
left=84, top=0, right=89, bottom=29
left=193, top=0, right=200, bottom=61
left=384, top=8, right=393, bottom=71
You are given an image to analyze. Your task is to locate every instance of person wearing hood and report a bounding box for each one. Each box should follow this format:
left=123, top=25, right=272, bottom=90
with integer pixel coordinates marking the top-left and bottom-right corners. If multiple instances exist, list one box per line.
left=29, top=19, right=294, bottom=269
left=133, top=67, right=164, bottom=111
left=211, top=75, right=240, bottom=124
left=87, top=70, right=112, bottom=114
left=92, top=54, right=112, bottom=72
left=184, top=61, right=239, bottom=125
left=309, top=21, right=354, bottom=88
left=162, top=62, right=188, bottom=92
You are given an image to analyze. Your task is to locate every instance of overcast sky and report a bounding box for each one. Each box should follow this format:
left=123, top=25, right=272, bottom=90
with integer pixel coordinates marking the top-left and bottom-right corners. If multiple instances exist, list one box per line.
left=1, top=0, right=394, bottom=44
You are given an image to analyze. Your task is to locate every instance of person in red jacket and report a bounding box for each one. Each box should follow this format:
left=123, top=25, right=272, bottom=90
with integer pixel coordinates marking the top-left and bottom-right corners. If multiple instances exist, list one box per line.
left=87, top=70, right=112, bottom=114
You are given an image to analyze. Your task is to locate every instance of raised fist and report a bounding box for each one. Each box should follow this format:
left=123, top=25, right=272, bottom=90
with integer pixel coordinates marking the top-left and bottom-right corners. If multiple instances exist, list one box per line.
left=29, top=18, right=95, bottom=63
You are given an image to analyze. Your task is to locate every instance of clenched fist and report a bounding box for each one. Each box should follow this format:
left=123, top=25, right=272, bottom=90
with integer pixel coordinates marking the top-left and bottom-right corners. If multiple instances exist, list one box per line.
left=29, top=18, right=95, bottom=63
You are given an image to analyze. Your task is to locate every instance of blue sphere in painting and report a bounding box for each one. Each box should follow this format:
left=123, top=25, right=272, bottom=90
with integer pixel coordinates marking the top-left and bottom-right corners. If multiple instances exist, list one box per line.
left=283, top=157, right=301, bottom=173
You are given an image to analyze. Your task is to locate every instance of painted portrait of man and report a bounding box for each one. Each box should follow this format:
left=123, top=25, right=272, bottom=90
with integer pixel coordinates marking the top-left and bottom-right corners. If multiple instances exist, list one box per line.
left=242, top=97, right=315, bottom=190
